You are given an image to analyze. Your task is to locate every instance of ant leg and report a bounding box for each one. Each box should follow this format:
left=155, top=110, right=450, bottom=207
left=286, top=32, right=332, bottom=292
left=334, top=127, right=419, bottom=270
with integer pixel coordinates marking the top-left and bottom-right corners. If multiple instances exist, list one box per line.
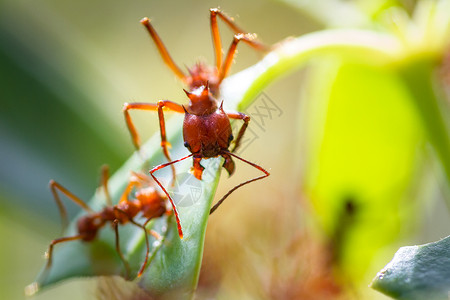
left=123, top=102, right=158, bottom=150
left=150, top=154, right=194, bottom=239
left=119, top=173, right=143, bottom=203
left=140, top=18, right=187, bottom=81
left=49, top=180, right=94, bottom=232
left=142, top=212, right=164, bottom=240
left=119, top=181, right=135, bottom=204
left=130, top=171, right=152, bottom=183
left=100, top=165, right=112, bottom=206
left=210, top=8, right=224, bottom=71
left=119, top=171, right=152, bottom=203
left=192, top=156, right=205, bottom=180
left=126, top=219, right=150, bottom=278
left=122, top=100, right=184, bottom=182
left=112, top=219, right=131, bottom=279
left=210, top=152, right=269, bottom=214
left=210, top=8, right=267, bottom=71
left=45, top=235, right=84, bottom=270
left=148, top=229, right=162, bottom=240
left=218, top=34, right=263, bottom=84
left=226, top=111, right=250, bottom=153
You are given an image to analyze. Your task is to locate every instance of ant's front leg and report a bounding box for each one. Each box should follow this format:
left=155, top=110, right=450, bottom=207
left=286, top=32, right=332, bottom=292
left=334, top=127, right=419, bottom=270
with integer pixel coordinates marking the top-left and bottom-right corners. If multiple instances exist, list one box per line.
left=226, top=111, right=250, bottom=153
left=122, top=100, right=184, bottom=182
left=49, top=180, right=94, bottom=232
left=149, top=153, right=194, bottom=239
left=191, top=156, right=205, bottom=180
left=210, top=151, right=269, bottom=214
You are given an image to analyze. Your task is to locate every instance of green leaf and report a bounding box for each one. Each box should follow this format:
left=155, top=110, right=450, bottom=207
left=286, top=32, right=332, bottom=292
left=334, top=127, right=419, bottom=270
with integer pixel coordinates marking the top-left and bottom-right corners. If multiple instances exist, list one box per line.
left=28, top=114, right=222, bottom=297
left=28, top=30, right=408, bottom=294
left=28, top=21, right=450, bottom=298
left=397, top=59, right=450, bottom=188
left=137, top=166, right=220, bottom=299
left=224, top=25, right=450, bottom=190
left=28, top=39, right=273, bottom=296
left=371, top=235, right=450, bottom=300
left=301, top=59, right=423, bottom=282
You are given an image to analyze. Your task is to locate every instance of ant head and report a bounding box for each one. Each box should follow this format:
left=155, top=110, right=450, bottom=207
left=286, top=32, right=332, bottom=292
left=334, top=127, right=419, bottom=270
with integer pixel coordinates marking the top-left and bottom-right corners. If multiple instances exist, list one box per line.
left=186, top=62, right=219, bottom=95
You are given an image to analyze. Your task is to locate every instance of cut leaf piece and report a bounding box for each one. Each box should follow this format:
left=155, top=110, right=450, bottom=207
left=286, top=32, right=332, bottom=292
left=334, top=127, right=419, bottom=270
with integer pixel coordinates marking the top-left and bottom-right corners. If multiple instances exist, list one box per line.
left=371, top=235, right=450, bottom=300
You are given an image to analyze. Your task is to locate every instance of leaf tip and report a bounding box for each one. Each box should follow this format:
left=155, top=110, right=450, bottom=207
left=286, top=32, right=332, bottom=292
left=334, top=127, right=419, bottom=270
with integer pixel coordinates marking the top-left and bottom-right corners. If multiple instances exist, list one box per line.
left=369, top=268, right=387, bottom=290
left=24, top=282, right=39, bottom=297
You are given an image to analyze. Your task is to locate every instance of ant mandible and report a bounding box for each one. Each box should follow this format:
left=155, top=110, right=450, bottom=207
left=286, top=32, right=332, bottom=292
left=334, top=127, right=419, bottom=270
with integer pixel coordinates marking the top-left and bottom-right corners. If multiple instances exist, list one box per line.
left=44, top=166, right=167, bottom=280
left=122, top=9, right=269, bottom=239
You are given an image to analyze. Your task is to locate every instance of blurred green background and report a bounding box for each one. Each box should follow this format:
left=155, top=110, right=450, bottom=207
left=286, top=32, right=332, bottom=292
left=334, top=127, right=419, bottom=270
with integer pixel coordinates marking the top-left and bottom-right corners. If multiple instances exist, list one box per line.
left=1, top=0, right=449, bottom=299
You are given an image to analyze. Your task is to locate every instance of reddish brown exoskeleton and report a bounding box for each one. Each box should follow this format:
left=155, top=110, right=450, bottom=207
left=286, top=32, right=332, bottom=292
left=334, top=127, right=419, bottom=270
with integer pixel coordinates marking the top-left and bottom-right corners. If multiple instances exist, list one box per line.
left=123, top=8, right=267, bottom=166
left=44, top=166, right=167, bottom=279
left=149, top=84, right=270, bottom=239
left=122, top=9, right=270, bottom=239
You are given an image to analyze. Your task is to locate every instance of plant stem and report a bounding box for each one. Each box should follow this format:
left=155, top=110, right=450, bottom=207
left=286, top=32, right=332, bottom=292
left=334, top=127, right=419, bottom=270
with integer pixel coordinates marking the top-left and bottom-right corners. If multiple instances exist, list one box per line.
left=398, top=59, right=450, bottom=189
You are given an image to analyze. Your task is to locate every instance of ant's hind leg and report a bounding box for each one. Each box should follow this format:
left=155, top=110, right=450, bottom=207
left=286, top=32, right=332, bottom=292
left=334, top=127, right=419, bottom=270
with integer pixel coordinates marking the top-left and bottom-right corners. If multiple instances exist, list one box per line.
left=150, top=153, right=194, bottom=239
left=210, top=8, right=224, bottom=71
left=210, top=8, right=267, bottom=71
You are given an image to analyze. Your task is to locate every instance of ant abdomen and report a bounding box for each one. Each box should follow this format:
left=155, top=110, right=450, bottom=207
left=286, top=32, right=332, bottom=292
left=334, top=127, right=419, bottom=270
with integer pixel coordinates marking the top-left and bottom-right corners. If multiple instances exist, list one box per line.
left=77, top=215, right=101, bottom=242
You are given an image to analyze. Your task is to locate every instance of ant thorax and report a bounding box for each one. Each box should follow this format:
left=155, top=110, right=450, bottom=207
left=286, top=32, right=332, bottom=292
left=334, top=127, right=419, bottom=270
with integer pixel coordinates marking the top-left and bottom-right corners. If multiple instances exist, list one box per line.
left=184, top=85, right=218, bottom=116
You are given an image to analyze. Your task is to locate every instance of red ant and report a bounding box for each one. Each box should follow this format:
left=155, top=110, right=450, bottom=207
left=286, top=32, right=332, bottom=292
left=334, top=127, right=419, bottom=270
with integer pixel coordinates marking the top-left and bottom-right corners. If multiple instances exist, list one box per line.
left=123, top=8, right=267, bottom=173
left=122, top=9, right=270, bottom=239
left=44, top=166, right=167, bottom=279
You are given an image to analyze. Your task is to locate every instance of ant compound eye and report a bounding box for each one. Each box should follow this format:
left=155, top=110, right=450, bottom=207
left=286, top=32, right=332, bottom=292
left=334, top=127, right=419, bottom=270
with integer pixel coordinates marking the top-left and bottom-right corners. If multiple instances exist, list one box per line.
left=184, top=141, right=190, bottom=149
left=228, top=134, right=234, bottom=142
